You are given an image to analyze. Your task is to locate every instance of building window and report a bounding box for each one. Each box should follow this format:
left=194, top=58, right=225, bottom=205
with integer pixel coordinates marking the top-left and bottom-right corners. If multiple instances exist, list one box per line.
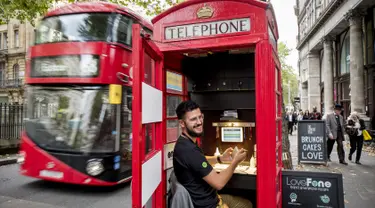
left=13, top=64, right=19, bottom=80
left=334, top=83, right=338, bottom=102
left=340, top=32, right=350, bottom=75
left=3, top=33, right=7, bottom=49
left=320, top=49, right=324, bottom=83
left=33, top=29, right=36, bottom=45
left=0, top=62, right=4, bottom=86
left=333, top=43, right=337, bottom=78
left=316, top=0, right=322, bottom=17
left=14, top=30, right=19, bottom=47
left=365, top=19, right=373, bottom=64
left=321, top=88, right=324, bottom=114
left=342, top=81, right=350, bottom=100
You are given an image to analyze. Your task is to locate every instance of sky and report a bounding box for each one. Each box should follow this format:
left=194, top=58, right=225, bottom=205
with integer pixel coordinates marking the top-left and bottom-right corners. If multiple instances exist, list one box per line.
left=129, top=0, right=299, bottom=72
left=272, top=0, right=299, bottom=72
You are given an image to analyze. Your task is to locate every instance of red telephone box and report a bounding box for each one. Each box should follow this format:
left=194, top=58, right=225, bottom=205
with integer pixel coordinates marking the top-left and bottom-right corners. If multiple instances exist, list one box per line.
left=131, top=0, right=282, bottom=207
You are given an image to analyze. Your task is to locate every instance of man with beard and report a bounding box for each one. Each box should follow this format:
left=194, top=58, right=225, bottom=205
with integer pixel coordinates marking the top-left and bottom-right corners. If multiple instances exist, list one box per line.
left=173, top=100, right=252, bottom=208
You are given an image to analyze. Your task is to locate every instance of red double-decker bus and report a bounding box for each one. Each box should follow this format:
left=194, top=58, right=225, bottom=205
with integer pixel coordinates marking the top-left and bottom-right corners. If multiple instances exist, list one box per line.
left=19, top=1, right=152, bottom=186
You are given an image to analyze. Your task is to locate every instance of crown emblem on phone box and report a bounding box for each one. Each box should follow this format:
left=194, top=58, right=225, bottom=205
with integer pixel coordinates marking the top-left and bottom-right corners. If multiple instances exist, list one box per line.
left=197, top=3, right=214, bottom=19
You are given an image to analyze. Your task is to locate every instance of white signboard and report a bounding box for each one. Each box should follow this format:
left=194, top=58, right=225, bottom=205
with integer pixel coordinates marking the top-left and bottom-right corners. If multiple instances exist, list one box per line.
left=41, top=63, right=68, bottom=72
left=164, top=142, right=176, bottom=170
left=165, top=18, right=251, bottom=40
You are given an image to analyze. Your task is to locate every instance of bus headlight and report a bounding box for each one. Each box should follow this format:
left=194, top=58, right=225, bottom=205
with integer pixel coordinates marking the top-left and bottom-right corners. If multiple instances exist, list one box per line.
left=86, top=159, right=104, bottom=176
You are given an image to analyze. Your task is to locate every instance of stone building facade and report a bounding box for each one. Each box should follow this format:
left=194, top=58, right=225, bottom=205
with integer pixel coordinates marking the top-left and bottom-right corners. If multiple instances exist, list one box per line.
left=295, top=0, right=375, bottom=121
left=0, top=19, right=35, bottom=104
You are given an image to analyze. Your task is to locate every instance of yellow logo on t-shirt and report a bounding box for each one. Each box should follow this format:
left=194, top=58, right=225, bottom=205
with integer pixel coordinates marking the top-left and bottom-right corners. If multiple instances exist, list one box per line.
left=202, top=162, right=208, bottom=168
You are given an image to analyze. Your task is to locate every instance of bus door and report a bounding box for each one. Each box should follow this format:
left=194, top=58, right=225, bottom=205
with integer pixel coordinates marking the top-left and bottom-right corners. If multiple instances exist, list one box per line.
left=131, top=24, right=164, bottom=208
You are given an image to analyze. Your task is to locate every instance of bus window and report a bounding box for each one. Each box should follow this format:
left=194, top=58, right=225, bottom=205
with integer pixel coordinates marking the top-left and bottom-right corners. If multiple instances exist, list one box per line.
left=120, top=86, right=132, bottom=175
left=114, top=15, right=134, bottom=47
left=35, top=13, right=111, bottom=44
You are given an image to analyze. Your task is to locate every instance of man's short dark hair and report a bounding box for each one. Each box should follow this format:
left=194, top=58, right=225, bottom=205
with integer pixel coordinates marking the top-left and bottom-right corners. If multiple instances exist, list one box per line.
left=176, top=100, right=200, bottom=120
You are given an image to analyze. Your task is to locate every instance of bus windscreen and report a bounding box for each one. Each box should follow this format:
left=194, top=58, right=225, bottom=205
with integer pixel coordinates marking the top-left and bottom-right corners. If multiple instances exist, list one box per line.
left=24, top=85, right=117, bottom=153
left=35, top=13, right=111, bottom=44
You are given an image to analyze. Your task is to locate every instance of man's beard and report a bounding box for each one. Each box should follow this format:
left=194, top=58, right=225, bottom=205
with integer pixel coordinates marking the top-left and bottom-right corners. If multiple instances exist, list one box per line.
left=186, top=123, right=204, bottom=138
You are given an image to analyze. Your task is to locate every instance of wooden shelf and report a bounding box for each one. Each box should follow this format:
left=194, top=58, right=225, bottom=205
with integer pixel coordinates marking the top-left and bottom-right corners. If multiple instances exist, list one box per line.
left=189, top=89, right=255, bottom=93
left=212, top=122, right=255, bottom=127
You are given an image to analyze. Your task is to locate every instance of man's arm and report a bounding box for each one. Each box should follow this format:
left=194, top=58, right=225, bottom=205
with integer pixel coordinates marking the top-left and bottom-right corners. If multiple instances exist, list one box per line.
left=323, top=114, right=332, bottom=135
left=325, top=114, right=333, bottom=138
left=202, top=161, right=239, bottom=190
left=206, top=148, right=233, bottom=164
left=187, top=147, right=246, bottom=191
left=202, top=149, right=247, bottom=190
left=186, top=149, right=233, bottom=191
left=206, top=156, right=219, bottom=164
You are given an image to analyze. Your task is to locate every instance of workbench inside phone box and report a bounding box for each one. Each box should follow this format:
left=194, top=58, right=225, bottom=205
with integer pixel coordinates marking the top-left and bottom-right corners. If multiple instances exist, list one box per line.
left=181, top=49, right=257, bottom=205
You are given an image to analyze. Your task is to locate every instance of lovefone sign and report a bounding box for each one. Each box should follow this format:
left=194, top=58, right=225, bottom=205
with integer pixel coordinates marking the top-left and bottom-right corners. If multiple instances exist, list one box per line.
left=282, top=171, right=345, bottom=208
left=164, top=18, right=251, bottom=40
left=286, top=177, right=332, bottom=190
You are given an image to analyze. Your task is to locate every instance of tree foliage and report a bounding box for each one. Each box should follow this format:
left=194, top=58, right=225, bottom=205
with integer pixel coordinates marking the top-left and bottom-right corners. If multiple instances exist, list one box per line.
left=0, top=0, right=182, bottom=25
left=111, top=0, right=180, bottom=16
left=278, top=42, right=296, bottom=170
left=0, top=0, right=51, bottom=25
left=278, top=41, right=299, bottom=108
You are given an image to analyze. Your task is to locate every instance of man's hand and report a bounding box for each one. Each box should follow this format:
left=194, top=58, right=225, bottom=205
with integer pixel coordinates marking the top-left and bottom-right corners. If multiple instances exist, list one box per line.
left=203, top=148, right=248, bottom=190
left=220, top=147, right=233, bottom=162
left=232, top=148, right=247, bottom=164
left=328, top=134, right=334, bottom=140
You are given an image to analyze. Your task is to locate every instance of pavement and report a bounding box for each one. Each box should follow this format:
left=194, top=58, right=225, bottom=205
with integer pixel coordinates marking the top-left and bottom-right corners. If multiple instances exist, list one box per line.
left=0, top=154, right=22, bottom=166
left=0, top=163, right=131, bottom=208
left=289, top=130, right=375, bottom=208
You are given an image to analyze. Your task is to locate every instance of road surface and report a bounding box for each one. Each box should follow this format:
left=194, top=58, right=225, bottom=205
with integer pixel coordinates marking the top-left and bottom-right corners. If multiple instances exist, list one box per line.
left=0, top=163, right=131, bottom=208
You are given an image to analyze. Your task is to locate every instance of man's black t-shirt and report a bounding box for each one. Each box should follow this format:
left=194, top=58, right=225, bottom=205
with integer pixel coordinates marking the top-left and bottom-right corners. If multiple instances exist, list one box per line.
left=173, top=135, right=218, bottom=208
